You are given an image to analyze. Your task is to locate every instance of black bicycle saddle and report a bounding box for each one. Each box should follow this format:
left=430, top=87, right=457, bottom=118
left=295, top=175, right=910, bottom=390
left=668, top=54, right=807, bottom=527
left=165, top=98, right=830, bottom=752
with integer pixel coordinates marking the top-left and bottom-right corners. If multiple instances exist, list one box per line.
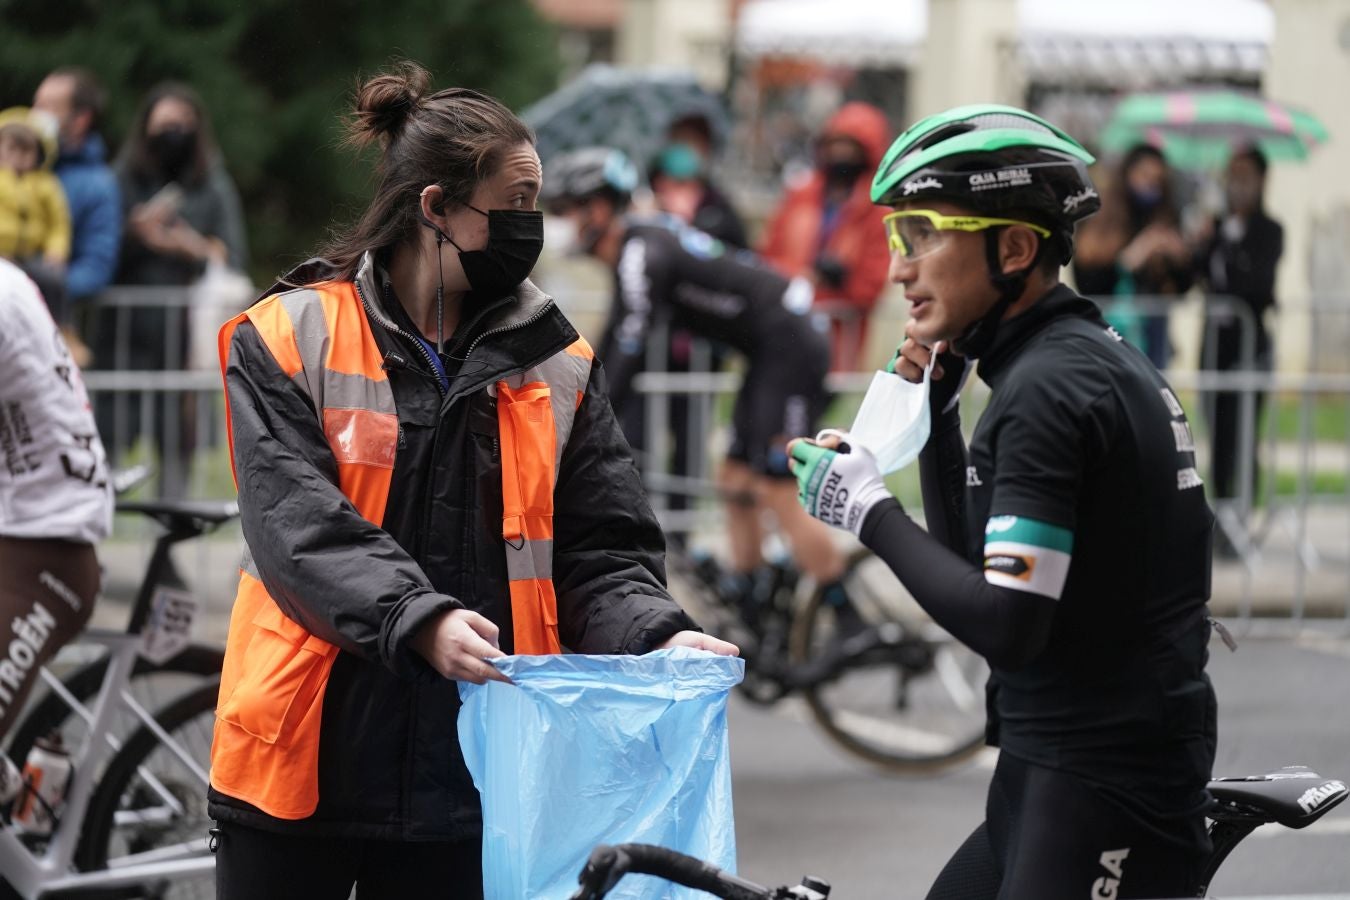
left=1208, top=766, right=1348, bottom=828
left=116, top=498, right=241, bottom=534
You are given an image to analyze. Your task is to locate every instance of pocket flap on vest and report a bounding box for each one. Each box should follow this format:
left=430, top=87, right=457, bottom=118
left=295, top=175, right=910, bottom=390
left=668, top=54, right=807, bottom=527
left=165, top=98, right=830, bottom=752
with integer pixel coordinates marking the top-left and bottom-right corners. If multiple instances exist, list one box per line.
left=216, top=602, right=335, bottom=746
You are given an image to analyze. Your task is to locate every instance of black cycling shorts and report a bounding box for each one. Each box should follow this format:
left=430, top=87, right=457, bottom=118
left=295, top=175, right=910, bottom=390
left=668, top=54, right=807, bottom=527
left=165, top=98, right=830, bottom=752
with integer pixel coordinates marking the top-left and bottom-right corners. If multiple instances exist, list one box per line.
left=0, top=536, right=99, bottom=742
left=926, top=753, right=1208, bottom=900
left=726, top=352, right=829, bottom=479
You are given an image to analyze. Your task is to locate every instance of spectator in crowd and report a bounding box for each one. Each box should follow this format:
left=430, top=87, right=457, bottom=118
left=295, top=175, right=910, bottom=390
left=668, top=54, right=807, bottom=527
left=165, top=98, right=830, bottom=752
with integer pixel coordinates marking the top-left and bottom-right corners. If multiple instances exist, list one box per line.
left=0, top=106, right=71, bottom=321
left=1194, top=145, right=1283, bottom=517
left=650, top=111, right=748, bottom=249
left=32, top=67, right=122, bottom=342
left=1073, top=143, right=1192, bottom=368
left=103, top=82, right=248, bottom=497
left=643, top=118, right=749, bottom=527
left=759, top=101, right=891, bottom=370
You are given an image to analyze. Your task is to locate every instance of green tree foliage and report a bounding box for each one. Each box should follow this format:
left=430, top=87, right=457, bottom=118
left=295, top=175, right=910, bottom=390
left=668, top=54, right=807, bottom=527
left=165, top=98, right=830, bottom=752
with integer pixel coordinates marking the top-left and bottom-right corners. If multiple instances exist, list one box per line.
left=0, top=0, right=562, bottom=282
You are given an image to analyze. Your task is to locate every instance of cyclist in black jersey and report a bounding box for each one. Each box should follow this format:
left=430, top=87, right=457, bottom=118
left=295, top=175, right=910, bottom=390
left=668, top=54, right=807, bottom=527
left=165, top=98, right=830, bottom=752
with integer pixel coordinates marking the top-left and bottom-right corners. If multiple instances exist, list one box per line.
left=542, top=147, right=850, bottom=605
left=788, top=106, right=1219, bottom=899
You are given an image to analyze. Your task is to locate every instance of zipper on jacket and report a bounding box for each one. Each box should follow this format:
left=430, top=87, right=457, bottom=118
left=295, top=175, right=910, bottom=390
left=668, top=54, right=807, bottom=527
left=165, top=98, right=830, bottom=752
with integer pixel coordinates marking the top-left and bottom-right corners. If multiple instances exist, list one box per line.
left=460, top=301, right=556, bottom=363
left=354, top=278, right=447, bottom=398
left=445, top=301, right=561, bottom=410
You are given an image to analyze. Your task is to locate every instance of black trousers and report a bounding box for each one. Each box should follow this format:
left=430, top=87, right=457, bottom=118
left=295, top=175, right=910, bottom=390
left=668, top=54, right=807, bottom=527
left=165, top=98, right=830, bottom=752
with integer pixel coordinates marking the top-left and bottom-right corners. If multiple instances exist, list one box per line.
left=1204, top=321, right=1269, bottom=502
left=213, top=821, right=484, bottom=900
left=925, top=754, right=1206, bottom=900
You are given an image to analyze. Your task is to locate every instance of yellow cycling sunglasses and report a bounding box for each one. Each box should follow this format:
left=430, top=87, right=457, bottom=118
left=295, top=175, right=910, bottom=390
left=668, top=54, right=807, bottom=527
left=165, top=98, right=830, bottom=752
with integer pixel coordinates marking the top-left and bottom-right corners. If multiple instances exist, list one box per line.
left=883, top=209, right=1051, bottom=260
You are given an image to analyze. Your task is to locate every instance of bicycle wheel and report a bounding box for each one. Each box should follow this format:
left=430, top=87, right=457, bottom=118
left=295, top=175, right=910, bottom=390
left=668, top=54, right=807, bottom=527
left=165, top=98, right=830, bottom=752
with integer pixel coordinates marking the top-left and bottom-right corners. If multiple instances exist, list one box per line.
left=74, top=679, right=219, bottom=899
left=6, top=643, right=224, bottom=772
left=790, top=547, right=989, bottom=774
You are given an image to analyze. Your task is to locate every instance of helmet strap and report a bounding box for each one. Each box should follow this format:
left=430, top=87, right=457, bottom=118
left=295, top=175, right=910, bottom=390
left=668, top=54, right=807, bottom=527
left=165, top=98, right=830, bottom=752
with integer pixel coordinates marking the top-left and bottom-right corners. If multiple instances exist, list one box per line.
left=951, top=229, right=1029, bottom=359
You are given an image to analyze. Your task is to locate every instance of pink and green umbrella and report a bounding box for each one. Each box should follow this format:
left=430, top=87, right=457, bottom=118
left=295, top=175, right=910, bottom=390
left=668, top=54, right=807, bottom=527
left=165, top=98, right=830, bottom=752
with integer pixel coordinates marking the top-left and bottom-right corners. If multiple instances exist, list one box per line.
left=1100, top=89, right=1329, bottom=170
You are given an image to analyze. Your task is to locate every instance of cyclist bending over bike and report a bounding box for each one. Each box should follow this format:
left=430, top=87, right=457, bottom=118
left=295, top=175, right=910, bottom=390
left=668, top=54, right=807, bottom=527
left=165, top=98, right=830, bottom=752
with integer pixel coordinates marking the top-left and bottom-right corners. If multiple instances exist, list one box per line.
left=790, top=107, right=1218, bottom=899
left=542, top=148, right=852, bottom=611
left=0, top=259, right=112, bottom=800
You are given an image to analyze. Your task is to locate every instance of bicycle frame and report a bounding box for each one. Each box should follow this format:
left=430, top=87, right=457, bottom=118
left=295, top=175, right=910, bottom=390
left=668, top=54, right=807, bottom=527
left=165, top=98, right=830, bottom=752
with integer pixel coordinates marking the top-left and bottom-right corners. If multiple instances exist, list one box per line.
left=0, top=631, right=213, bottom=898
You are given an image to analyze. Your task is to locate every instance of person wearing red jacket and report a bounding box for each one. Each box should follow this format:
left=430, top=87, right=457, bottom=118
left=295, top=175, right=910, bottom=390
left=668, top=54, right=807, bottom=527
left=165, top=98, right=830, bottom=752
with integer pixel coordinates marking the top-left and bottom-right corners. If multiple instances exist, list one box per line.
left=759, top=101, right=892, bottom=371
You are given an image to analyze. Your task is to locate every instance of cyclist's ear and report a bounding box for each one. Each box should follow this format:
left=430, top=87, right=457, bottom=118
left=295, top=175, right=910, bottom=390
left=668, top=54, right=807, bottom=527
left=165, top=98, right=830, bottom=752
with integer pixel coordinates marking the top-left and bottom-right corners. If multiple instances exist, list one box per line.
left=998, top=225, right=1041, bottom=276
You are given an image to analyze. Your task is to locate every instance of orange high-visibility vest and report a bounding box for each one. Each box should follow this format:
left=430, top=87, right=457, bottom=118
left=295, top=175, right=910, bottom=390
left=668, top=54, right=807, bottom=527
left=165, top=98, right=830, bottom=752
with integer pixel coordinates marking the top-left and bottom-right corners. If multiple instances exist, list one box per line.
left=210, top=280, right=593, bottom=820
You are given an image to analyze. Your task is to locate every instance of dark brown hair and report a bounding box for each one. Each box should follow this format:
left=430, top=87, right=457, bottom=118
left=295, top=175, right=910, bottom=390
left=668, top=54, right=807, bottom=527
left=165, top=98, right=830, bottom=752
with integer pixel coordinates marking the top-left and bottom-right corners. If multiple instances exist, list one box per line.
left=318, top=60, right=535, bottom=281
left=49, top=66, right=106, bottom=128
left=119, top=81, right=219, bottom=187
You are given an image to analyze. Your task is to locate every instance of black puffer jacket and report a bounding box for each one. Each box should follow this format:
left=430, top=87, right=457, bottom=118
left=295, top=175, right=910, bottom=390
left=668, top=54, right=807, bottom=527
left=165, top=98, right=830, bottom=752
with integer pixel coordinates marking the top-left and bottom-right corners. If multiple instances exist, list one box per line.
left=208, top=252, right=697, bottom=839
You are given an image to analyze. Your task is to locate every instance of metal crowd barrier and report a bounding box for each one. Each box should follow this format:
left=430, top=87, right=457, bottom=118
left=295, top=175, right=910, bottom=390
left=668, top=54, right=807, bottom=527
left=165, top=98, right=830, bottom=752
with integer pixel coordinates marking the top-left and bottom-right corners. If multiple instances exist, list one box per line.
left=79, top=285, right=245, bottom=501
left=77, top=283, right=1350, bottom=627
left=632, top=293, right=1350, bottom=629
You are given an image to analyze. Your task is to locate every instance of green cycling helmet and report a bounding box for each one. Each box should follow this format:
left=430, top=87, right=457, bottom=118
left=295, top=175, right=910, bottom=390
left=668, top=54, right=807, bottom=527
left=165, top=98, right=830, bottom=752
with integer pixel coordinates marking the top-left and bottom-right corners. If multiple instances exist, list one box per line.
left=871, top=104, right=1101, bottom=252
left=873, top=105, right=1100, bottom=358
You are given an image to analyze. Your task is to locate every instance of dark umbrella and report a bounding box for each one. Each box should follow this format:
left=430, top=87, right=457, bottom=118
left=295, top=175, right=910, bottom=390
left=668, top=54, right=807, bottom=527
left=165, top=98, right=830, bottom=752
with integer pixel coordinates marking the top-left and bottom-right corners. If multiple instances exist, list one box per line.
left=1100, top=89, right=1329, bottom=169
left=521, top=65, right=730, bottom=172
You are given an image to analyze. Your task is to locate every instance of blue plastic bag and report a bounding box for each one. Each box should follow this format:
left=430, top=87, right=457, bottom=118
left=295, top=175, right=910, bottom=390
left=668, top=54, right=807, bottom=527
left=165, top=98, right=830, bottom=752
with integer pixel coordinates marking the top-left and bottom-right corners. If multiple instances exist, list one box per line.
left=458, top=648, right=745, bottom=900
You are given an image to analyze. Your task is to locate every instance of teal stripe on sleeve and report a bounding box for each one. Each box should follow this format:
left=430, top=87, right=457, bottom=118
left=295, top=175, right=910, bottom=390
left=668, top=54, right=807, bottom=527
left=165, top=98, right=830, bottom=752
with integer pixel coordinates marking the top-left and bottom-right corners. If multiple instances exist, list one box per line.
left=984, top=515, right=1074, bottom=554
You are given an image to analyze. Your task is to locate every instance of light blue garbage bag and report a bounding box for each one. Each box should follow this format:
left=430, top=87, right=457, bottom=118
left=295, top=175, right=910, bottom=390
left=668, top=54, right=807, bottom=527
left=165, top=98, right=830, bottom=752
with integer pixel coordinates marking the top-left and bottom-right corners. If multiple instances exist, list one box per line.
left=458, top=647, right=745, bottom=900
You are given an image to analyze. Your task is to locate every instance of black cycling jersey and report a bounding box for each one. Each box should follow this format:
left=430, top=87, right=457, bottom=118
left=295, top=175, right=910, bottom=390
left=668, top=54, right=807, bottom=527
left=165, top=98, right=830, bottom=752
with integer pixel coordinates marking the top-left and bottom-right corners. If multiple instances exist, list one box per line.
left=598, top=214, right=825, bottom=414
left=860, top=285, right=1217, bottom=842
left=598, top=215, right=829, bottom=474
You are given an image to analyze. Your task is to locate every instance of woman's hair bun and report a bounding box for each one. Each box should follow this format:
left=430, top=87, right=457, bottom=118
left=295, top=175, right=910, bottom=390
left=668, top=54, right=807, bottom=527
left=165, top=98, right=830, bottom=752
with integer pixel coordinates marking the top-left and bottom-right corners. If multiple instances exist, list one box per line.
left=349, top=60, right=432, bottom=147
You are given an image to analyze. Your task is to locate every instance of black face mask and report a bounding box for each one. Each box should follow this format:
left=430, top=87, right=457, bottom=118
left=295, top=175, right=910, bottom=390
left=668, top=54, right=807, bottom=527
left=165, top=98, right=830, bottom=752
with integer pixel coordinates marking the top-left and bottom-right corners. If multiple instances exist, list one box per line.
left=447, top=206, right=544, bottom=298
left=147, top=127, right=197, bottom=178
left=823, top=160, right=867, bottom=189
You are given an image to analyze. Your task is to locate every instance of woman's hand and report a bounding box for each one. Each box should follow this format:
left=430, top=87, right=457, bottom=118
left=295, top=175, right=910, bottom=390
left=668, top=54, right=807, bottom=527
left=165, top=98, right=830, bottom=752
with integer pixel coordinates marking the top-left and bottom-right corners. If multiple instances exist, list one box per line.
left=656, top=630, right=740, bottom=657
left=412, top=607, right=511, bottom=684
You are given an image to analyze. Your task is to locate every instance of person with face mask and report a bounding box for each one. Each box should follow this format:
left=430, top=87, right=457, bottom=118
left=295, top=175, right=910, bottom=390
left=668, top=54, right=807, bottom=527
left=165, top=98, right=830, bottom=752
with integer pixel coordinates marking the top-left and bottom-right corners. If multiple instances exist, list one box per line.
left=790, top=105, right=1218, bottom=899
left=1072, top=144, right=1193, bottom=369
left=759, top=101, right=893, bottom=371
left=209, top=62, right=734, bottom=900
left=99, top=82, right=248, bottom=497
left=32, top=68, right=122, bottom=315
left=1194, top=145, right=1283, bottom=520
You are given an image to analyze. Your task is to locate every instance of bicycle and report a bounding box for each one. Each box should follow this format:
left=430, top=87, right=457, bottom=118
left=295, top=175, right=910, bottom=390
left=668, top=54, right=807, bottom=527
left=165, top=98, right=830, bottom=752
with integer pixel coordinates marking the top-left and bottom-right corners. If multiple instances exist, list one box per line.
left=648, top=472, right=989, bottom=775
left=0, top=496, right=237, bottom=899
left=569, top=765, right=1348, bottom=898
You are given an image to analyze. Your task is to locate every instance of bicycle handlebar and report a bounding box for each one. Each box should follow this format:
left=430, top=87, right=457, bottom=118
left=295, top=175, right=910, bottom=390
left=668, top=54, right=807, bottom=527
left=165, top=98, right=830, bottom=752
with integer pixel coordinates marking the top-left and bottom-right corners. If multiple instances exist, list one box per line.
left=570, top=844, right=773, bottom=900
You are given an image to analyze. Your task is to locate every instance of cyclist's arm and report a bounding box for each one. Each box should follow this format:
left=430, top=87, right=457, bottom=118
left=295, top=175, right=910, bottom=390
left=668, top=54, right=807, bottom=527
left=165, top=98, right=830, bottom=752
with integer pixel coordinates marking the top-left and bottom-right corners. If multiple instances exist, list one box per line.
left=861, top=372, right=1102, bottom=670
left=917, top=407, right=970, bottom=555
left=552, top=359, right=700, bottom=654
left=600, top=235, right=666, bottom=413
left=859, top=501, right=1056, bottom=670
left=224, top=321, right=459, bottom=680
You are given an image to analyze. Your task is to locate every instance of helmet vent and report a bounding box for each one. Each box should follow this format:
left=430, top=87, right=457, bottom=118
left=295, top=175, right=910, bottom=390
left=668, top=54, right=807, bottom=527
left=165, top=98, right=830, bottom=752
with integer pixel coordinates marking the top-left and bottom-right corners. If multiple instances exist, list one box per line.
left=964, top=112, right=1058, bottom=136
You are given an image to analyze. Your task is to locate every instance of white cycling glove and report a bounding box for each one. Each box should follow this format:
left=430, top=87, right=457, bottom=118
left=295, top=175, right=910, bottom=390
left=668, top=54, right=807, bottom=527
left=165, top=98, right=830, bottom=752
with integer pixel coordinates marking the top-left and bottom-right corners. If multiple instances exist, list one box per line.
left=789, top=433, right=894, bottom=538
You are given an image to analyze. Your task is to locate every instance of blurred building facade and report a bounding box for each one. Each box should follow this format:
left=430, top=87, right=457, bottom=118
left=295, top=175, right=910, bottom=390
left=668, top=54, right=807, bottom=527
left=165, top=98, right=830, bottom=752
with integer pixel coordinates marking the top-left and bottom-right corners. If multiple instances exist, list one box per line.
left=531, top=0, right=1350, bottom=370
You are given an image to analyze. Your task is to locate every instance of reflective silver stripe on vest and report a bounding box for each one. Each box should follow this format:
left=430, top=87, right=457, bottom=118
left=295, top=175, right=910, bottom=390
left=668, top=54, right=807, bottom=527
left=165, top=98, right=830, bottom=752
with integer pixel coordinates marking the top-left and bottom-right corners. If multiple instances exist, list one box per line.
left=505, top=538, right=553, bottom=581
left=323, top=370, right=398, bottom=416
left=279, top=290, right=330, bottom=408
left=277, top=290, right=397, bottom=418
left=240, top=544, right=261, bottom=581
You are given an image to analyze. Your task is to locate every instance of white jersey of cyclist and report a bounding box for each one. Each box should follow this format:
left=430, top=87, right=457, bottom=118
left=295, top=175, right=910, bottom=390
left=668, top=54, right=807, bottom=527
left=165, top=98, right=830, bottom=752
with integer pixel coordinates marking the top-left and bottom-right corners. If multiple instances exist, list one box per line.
left=0, top=259, right=112, bottom=544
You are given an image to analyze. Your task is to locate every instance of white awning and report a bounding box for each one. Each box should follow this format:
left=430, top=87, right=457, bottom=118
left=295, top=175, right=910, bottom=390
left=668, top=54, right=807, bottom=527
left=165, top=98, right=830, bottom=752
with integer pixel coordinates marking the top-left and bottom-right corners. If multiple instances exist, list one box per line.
left=736, top=0, right=1272, bottom=79
left=1018, top=0, right=1272, bottom=44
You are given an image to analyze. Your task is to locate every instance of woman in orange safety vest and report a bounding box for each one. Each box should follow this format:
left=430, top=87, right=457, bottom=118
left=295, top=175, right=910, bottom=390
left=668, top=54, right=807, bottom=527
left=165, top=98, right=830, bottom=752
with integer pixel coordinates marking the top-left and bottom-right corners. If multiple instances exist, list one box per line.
left=209, top=61, right=736, bottom=900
